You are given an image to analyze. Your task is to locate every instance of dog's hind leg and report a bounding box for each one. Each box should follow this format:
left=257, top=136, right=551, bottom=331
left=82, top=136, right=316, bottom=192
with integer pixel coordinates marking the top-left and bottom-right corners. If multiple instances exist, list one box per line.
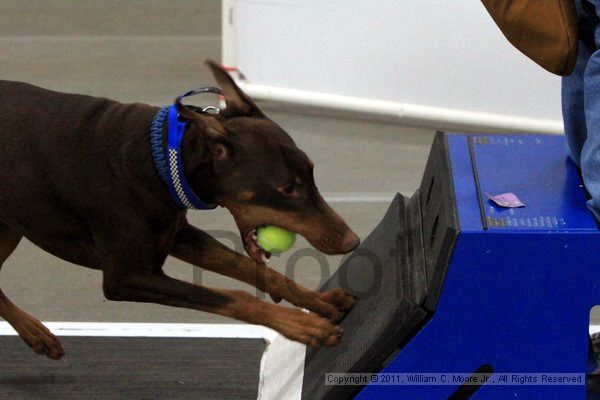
left=0, top=223, right=65, bottom=359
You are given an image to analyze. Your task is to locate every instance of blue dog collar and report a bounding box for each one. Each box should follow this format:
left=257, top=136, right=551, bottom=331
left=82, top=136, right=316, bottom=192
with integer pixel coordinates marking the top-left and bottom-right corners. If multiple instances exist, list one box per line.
left=150, top=87, right=221, bottom=210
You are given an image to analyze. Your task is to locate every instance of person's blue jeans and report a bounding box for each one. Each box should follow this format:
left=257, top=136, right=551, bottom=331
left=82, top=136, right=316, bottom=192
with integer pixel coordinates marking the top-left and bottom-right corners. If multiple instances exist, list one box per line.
left=563, top=0, right=600, bottom=373
left=563, top=0, right=600, bottom=222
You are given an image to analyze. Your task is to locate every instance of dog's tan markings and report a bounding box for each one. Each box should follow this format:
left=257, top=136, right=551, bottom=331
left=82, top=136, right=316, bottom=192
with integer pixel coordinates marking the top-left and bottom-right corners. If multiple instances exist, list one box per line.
left=171, top=225, right=357, bottom=325
left=221, top=292, right=343, bottom=348
left=237, top=190, right=255, bottom=202
left=293, top=176, right=302, bottom=185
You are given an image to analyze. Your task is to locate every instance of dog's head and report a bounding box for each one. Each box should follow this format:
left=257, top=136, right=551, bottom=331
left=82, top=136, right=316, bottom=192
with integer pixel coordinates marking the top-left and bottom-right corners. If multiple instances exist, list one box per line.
left=178, top=60, right=360, bottom=264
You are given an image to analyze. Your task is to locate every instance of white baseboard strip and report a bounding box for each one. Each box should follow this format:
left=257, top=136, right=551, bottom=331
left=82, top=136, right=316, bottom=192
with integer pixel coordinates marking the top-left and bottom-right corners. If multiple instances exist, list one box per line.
left=238, top=82, right=564, bottom=135
left=0, top=321, right=278, bottom=339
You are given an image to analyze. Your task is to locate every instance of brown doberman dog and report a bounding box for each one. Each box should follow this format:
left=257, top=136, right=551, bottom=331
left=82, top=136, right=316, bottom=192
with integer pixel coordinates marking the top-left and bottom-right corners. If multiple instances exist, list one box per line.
left=0, top=60, right=360, bottom=360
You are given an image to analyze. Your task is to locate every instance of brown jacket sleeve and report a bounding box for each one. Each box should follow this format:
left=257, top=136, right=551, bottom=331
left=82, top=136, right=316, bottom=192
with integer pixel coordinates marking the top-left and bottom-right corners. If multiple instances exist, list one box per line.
left=481, top=0, right=578, bottom=76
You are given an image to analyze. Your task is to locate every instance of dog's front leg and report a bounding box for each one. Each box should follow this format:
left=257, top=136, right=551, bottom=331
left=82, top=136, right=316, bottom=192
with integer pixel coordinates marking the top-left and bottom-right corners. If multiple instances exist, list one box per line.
left=170, top=224, right=356, bottom=321
left=103, top=270, right=342, bottom=348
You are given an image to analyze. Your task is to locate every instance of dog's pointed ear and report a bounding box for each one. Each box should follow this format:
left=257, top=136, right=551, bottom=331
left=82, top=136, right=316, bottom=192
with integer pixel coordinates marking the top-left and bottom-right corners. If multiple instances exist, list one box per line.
left=175, top=102, right=233, bottom=171
left=175, top=101, right=226, bottom=140
left=205, top=59, right=264, bottom=118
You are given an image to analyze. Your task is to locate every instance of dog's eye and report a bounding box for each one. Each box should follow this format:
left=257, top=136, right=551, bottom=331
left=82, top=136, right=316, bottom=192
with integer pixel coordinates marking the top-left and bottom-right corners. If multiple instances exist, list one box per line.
left=280, top=183, right=297, bottom=197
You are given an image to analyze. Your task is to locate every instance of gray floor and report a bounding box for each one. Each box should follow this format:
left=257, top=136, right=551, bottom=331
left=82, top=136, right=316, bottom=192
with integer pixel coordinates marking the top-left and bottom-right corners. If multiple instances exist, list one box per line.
left=0, top=336, right=263, bottom=400
left=0, top=0, right=434, bottom=324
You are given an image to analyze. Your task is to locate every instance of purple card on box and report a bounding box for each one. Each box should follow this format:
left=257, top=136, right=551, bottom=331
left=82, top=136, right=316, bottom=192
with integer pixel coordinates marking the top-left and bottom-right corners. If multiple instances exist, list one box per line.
left=486, top=192, right=525, bottom=208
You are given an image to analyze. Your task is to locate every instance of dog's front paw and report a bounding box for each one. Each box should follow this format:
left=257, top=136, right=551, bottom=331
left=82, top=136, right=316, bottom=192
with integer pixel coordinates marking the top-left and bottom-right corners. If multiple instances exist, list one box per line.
left=319, top=288, right=357, bottom=315
left=282, top=287, right=357, bottom=322
left=274, top=309, right=343, bottom=348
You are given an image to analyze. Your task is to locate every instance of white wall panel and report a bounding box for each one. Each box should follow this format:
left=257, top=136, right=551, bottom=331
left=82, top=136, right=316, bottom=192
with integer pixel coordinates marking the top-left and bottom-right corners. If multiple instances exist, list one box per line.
left=224, top=0, right=564, bottom=132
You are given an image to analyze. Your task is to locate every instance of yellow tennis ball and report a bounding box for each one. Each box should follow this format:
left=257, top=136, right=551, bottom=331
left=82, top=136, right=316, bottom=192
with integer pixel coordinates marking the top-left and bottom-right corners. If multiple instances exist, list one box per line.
left=257, top=226, right=296, bottom=253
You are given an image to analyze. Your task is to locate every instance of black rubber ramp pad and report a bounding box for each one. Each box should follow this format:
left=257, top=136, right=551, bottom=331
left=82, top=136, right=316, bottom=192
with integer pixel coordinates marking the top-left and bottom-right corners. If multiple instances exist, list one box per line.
left=301, top=133, right=459, bottom=400
left=0, top=336, right=264, bottom=400
left=301, top=193, right=429, bottom=400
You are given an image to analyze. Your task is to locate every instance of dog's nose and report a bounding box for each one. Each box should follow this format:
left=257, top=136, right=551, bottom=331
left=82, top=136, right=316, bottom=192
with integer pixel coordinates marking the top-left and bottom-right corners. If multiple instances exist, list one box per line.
left=340, top=231, right=360, bottom=253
